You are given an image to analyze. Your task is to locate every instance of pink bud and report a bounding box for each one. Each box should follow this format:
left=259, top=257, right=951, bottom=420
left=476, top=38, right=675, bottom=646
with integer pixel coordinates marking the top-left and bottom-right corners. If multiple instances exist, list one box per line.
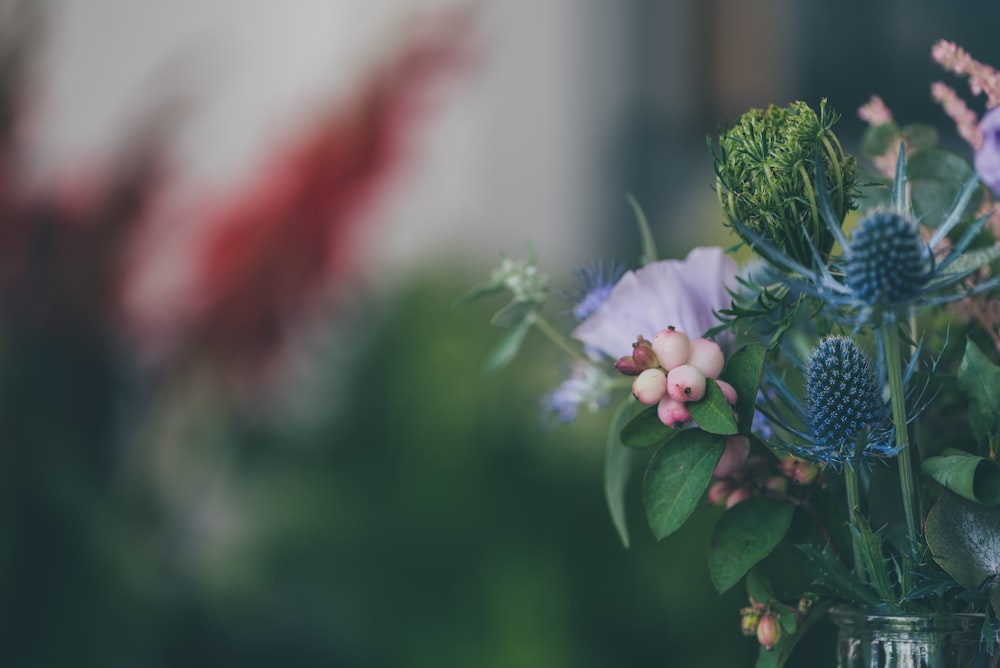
left=714, top=378, right=738, bottom=405
left=779, top=456, right=820, bottom=485
left=740, top=607, right=762, bottom=636
left=632, top=368, right=668, bottom=404
left=614, top=356, right=641, bottom=376
left=757, top=613, right=781, bottom=651
left=725, top=486, right=754, bottom=508
left=707, top=480, right=734, bottom=506
left=651, top=326, right=690, bottom=371
left=657, top=396, right=691, bottom=428
left=666, top=364, right=706, bottom=402
left=713, top=435, right=750, bottom=479
left=631, top=335, right=658, bottom=370
left=688, top=338, right=725, bottom=378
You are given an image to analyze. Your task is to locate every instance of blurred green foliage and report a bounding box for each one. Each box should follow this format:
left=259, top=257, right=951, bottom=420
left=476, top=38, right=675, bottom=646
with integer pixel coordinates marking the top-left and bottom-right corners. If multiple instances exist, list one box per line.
left=0, top=268, right=841, bottom=667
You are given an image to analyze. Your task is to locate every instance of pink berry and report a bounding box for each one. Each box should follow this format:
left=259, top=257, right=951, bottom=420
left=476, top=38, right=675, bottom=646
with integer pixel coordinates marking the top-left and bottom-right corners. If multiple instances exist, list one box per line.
left=757, top=613, right=781, bottom=651
left=687, top=338, right=725, bottom=378
left=666, top=364, right=706, bottom=402
left=726, top=486, right=754, bottom=508
left=632, top=368, right=668, bottom=405
left=713, top=435, right=750, bottom=479
left=651, top=326, right=690, bottom=371
left=657, top=396, right=691, bottom=428
left=714, top=379, right=738, bottom=405
left=707, top=480, right=734, bottom=506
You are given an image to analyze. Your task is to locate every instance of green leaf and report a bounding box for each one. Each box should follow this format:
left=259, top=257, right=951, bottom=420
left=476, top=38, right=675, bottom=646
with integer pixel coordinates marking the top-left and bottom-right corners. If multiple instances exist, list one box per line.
left=708, top=496, right=794, bottom=593
left=620, top=405, right=682, bottom=449
left=720, top=343, right=766, bottom=434
left=687, top=379, right=738, bottom=435
left=957, top=338, right=1000, bottom=447
left=944, top=243, right=1000, bottom=279
left=490, top=299, right=534, bottom=328
left=907, top=148, right=979, bottom=225
left=923, top=448, right=1000, bottom=505
left=482, top=318, right=532, bottom=376
left=643, top=429, right=726, bottom=540
left=796, top=544, right=883, bottom=609
left=453, top=280, right=504, bottom=308
left=860, top=122, right=900, bottom=157
left=925, top=492, right=1000, bottom=616
left=626, top=193, right=658, bottom=266
left=605, top=398, right=640, bottom=548
left=901, top=123, right=939, bottom=152
left=746, top=569, right=774, bottom=605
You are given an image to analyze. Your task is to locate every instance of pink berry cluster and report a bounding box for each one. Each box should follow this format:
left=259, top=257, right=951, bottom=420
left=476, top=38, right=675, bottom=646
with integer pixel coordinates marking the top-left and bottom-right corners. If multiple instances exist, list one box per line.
left=707, top=439, right=820, bottom=509
left=615, top=326, right=737, bottom=428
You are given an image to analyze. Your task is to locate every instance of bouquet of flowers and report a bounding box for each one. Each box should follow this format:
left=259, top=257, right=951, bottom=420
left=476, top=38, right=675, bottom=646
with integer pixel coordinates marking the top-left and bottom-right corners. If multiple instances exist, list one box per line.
left=462, top=40, right=1000, bottom=666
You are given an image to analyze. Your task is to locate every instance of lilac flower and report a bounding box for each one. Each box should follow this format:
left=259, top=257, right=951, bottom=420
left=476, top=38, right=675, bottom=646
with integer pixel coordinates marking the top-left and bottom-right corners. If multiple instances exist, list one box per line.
left=570, top=247, right=737, bottom=360
left=975, top=105, right=1000, bottom=196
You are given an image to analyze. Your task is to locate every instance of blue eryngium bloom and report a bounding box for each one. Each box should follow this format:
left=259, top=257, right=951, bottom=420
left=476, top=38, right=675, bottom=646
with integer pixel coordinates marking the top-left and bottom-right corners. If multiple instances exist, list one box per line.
left=844, top=211, right=931, bottom=309
left=805, top=336, right=890, bottom=466
left=757, top=336, right=896, bottom=469
left=566, top=261, right=625, bottom=322
left=731, top=146, right=1000, bottom=327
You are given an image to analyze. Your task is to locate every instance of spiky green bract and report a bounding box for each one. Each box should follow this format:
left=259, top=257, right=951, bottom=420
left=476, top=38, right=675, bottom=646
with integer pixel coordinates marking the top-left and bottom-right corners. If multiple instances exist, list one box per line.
left=804, top=336, right=888, bottom=468
left=845, top=211, right=931, bottom=310
left=713, top=99, right=858, bottom=268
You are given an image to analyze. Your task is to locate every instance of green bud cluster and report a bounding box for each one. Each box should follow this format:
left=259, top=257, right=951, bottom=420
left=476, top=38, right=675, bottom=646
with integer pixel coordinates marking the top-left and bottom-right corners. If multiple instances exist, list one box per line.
left=712, top=100, right=858, bottom=267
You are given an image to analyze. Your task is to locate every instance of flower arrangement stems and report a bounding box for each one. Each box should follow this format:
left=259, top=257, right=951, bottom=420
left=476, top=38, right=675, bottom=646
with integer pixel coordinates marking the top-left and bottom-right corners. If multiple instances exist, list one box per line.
left=879, top=326, right=921, bottom=574
left=844, top=461, right=866, bottom=582
left=531, top=313, right=592, bottom=365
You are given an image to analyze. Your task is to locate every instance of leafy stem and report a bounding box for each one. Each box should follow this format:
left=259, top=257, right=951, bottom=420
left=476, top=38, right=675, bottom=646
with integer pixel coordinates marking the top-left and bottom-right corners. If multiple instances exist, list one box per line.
left=530, top=312, right=591, bottom=365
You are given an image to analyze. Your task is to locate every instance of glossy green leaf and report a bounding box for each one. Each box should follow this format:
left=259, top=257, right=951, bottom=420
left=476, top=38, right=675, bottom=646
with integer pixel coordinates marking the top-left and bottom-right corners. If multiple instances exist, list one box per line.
left=708, top=496, right=794, bottom=593
left=482, top=318, right=532, bottom=376
left=605, top=398, right=640, bottom=548
left=957, top=338, right=1000, bottom=447
left=796, top=544, right=883, bottom=609
left=687, top=379, right=737, bottom=435
left=746, top=569, right=774, bottom=605
left=643, top=429, right=726, bottom=540
left=907, top=148, right=979, bottom=225
left=860, top=122, right=900, bottom=158
left=620, top=405, right=682, bottom=449
left=923, top=448, right=1000, bottom=505
left=720, top=343, right=766, bottom=434
left=925, top=492, right=1000, bottom=615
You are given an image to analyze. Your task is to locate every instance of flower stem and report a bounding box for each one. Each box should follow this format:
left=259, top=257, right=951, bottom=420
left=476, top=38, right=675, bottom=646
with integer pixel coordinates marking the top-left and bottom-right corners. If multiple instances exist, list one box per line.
left=879, top=326, right=920, bottom=569
left=844, top=460, right=865, bottom=582
left=531, top=313, right=591, bottom=365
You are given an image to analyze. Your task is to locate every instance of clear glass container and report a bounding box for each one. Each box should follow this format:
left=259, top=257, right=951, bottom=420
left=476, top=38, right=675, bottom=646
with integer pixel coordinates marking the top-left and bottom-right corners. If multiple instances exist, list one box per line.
left=829, top=607, right=996, bottom=668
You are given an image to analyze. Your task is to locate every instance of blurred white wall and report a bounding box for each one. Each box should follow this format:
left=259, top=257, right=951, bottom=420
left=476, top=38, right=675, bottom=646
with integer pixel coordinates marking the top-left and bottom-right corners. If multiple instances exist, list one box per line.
left=25, top=0, right=630, bottom=285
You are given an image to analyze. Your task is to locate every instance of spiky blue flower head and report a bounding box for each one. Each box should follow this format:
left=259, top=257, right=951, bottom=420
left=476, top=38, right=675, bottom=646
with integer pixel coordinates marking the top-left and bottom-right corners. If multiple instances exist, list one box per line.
left=844, top=210, right=931, bottom=309
left=566, top=261, right=625, bottom=322
left=805, top=336, right=886, bottom=466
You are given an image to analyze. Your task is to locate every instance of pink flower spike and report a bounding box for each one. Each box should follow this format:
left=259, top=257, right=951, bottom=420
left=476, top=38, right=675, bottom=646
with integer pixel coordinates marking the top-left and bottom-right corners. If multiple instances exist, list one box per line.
left=858, top=95, right=893, bottom=126
left=931, top=81, right=983, bottom=150
left=571, top=247, right=737, bottom=361
left=932, top=40, right=1000, bottom=108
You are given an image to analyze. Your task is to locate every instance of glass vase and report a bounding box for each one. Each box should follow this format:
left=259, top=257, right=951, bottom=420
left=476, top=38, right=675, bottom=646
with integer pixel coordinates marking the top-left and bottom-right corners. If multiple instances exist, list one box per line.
left=829, top=606, right=997, bottom=668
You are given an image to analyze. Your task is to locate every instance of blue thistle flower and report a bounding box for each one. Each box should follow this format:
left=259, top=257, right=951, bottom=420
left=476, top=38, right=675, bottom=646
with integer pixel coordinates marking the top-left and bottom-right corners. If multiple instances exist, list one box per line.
left=754, top=337, right=899, bottom=470
left=805, top=336, right=887, bottom=465
left=844, top=211, right=932, bottom=309
left=729, top=146, right=1000, bottom=327
left=566, top=261, right=625, bottom=322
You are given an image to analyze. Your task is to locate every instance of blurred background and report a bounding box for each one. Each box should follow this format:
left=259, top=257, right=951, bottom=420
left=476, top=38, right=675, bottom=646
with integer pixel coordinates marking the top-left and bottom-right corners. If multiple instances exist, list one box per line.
left=1, top=0, right=999, bottom=666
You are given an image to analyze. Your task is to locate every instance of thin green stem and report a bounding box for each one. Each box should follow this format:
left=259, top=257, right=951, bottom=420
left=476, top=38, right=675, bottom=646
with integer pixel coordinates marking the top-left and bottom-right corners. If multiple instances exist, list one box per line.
left=844, top=461, right=865, bottom=582
left=531, top=313, right=591, bottom=365
left=880, top=326, right=920, bottom=579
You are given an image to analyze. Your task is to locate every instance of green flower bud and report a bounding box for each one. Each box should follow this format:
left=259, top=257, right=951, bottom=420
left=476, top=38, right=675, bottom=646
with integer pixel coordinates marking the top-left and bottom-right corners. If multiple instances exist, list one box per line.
left=713, top=99, right=858, bottom=267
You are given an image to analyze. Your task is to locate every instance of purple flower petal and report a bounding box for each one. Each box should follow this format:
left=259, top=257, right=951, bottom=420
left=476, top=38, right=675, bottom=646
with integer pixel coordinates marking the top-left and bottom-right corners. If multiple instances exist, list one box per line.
left=975, top=105, right=1000, bottom=196
left=571, top=246, right=737, bottom=360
